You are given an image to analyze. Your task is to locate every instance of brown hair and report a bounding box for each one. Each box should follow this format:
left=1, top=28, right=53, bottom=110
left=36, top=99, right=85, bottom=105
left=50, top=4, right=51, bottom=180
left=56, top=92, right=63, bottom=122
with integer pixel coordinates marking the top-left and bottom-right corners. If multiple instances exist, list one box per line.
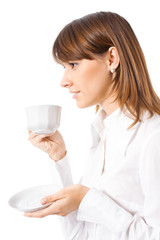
left=52, top=11, right=160, bottom=128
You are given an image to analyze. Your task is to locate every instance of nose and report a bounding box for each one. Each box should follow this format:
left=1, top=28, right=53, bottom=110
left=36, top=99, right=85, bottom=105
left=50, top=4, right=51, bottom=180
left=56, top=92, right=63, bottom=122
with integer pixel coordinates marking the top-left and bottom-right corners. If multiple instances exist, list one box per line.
left=60, top=71, right=73, bottom=88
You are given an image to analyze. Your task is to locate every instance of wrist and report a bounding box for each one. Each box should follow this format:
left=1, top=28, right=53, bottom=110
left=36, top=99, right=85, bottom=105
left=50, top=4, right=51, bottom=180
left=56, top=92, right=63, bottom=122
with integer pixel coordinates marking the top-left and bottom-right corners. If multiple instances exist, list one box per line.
left=49, top=150, right=67, bottom=162
left=78, top=185, right=90, bottom=203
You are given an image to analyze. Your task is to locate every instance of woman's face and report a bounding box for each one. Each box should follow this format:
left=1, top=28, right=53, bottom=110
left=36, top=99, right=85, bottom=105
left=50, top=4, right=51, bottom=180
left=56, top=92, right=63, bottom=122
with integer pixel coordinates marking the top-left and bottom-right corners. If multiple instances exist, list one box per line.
left=60, top=58, right=114, bottom=108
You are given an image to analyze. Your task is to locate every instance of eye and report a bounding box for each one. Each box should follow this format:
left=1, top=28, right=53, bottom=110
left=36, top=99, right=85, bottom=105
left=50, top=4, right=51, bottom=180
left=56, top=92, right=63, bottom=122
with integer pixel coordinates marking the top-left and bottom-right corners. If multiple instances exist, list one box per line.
left=69, top=62, right=78, bottom=69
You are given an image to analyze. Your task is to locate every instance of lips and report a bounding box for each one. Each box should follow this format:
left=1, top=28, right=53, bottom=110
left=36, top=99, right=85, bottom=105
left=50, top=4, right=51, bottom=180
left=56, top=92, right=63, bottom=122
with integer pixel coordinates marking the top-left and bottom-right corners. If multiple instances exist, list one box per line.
left=69, top=91, right=80, bottom=98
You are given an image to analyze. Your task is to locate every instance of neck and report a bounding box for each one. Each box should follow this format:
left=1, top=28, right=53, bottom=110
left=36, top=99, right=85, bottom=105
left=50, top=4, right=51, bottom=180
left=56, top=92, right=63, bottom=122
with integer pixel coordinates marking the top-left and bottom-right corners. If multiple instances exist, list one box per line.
left=100, top=96, right=120, bottom=116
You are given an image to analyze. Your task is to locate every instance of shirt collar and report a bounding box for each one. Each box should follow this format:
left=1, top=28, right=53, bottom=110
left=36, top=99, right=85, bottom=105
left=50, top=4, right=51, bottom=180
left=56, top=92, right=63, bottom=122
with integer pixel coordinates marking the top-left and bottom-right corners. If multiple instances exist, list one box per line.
left=91, top=107, right=149, bottom=154
left=92, top=108, right=107, bottom=137
left=92, top=106, right=136, bottom=136
left=91, top=106, right=149, bottom=154
left=103, top=107, right=138, bottom=134
left=92, top=105, right=149, bottom=133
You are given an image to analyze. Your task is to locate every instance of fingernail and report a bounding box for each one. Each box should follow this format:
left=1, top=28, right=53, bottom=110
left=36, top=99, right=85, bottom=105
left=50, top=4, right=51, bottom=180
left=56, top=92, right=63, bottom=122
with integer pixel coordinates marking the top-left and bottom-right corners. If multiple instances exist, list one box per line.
left=41, top=198, right=47, bottom=205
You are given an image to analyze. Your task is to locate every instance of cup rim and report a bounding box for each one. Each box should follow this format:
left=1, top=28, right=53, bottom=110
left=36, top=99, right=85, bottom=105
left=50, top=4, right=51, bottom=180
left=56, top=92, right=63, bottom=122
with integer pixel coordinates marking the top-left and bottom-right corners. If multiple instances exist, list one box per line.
left=25, top=104, right=62, bottom=110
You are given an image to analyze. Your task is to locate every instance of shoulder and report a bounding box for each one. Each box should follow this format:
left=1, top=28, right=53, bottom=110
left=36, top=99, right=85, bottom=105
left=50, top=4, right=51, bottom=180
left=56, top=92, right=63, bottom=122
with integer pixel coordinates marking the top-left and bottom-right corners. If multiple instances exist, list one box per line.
left=139, top=113, right=160, bottom=160
left=138, top=117, right=160, bottom=175
left=133, top=112, right=160, bottom=158
left=143, top=129, right=160, bottom=150
left=141, top=111, right=160, bottom=125
left=139, top=112, right=160, bottom=139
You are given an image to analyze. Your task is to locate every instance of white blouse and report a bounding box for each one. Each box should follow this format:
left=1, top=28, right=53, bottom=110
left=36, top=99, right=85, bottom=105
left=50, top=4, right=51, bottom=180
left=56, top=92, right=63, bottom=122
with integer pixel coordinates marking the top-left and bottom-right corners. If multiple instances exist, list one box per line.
left=54, top=107, right=160, bottom=240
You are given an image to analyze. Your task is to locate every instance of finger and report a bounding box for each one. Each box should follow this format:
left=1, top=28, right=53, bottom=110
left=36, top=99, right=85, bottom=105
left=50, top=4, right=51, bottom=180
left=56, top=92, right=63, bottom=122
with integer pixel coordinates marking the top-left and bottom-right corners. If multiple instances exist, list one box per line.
left=28, top=129, right=56, bottom=140
left=41, top=189, right=64, bottom=205
left=27, top=129, right=40, bottom=137
left=27, top=128, right=31, bottom=134
left=28, top=132, right=48, bottom=141
left=24, top=205, right=55, bottom=218
left=43, top=131, right=56, bottom=137
left=28, top=130, right=37, bottom=139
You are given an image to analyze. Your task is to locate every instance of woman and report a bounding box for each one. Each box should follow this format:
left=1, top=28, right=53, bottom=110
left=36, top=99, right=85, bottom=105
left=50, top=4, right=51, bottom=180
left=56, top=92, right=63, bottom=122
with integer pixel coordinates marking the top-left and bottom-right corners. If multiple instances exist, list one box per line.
left=25, top=12, right=160, bottom=239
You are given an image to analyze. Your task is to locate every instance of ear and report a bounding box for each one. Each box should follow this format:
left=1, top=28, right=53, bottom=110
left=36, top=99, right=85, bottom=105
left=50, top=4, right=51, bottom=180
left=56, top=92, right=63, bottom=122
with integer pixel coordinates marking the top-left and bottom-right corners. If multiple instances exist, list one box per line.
left=106, top=47, right=120, bottom=71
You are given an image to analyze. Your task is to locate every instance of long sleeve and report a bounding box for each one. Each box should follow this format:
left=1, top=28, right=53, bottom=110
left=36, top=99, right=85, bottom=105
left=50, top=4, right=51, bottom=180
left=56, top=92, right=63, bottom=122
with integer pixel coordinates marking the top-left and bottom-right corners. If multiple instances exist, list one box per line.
left=77, top=188, right=160, bottom=239
left=76, top=130, right=160, bottom=239
left=54, top=155, right=88, bottom=239
left=54, top=154, right=73, bottom=186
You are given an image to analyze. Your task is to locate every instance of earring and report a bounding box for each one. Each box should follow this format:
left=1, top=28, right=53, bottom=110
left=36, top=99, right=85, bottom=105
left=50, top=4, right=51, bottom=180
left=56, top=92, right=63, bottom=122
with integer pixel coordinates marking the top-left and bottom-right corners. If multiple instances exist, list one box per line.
left=110, top=68, right=115, bottom=73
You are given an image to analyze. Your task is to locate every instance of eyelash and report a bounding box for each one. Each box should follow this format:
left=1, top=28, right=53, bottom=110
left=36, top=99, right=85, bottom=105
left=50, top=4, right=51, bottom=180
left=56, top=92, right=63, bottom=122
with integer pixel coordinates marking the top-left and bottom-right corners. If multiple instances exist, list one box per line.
left=62, top=62, right=78, bottom=69
left=69, top=62, right=78, bottom=69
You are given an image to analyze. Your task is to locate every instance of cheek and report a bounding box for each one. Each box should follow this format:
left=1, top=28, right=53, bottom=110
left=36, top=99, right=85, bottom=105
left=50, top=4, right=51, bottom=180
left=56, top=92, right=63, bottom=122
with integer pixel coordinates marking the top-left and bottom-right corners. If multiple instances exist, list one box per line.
left=83, top=68, right=111, bottom=95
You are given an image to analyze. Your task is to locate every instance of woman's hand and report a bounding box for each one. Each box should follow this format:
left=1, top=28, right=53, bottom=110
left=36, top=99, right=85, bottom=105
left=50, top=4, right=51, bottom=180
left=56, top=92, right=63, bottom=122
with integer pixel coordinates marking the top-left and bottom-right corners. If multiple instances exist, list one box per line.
left=24, top=184, right=90, bottom=218
left=28, top=130, right=67, bottom=162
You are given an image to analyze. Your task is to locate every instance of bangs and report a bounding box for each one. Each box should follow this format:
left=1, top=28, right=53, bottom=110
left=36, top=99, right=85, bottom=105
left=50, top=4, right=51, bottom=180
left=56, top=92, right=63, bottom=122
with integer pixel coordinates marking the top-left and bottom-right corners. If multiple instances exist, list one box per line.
left=52, top=20, right=95, bottom=63
left=52, top=14, right=112, bottom=64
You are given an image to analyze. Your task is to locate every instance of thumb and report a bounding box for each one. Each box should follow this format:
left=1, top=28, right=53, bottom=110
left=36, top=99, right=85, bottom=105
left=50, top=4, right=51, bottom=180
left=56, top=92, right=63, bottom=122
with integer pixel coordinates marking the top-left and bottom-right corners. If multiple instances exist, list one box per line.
left=41, top=190, right=63, bottom=205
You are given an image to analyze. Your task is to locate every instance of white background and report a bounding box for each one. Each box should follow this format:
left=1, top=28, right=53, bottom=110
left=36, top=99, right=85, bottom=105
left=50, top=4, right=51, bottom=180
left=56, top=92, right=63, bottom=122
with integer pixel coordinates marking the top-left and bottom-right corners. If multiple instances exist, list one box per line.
left=0, top=0, right=160, bottom=239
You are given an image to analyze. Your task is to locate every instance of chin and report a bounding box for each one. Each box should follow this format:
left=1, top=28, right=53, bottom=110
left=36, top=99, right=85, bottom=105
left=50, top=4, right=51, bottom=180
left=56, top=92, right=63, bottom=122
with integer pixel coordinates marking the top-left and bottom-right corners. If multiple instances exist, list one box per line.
left=76, top=101, right=94, bottom=109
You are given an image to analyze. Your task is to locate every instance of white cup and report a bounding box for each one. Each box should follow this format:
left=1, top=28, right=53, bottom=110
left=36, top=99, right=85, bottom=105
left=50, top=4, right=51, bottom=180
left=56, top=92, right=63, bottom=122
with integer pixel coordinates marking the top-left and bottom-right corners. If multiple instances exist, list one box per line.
left=25, top=105, right=62, bottom=135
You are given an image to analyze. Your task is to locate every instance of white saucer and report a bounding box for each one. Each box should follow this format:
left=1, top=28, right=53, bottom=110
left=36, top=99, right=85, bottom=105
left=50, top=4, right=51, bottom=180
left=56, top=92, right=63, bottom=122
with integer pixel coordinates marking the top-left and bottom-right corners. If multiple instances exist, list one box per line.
left=8, top=184, right=62, bottom=212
